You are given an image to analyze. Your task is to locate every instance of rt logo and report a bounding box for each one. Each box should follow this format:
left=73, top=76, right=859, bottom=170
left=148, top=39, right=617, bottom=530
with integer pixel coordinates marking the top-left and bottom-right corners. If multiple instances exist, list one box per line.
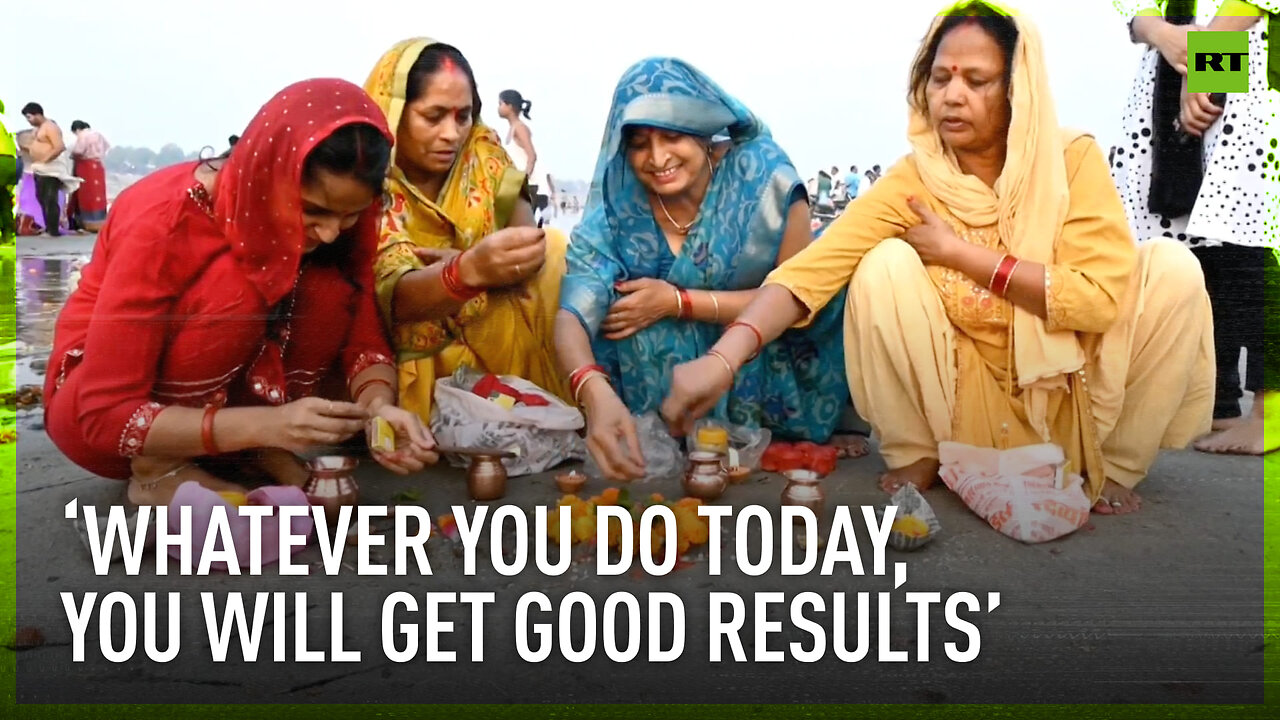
left=1187, top=31, right=1249, bottom=92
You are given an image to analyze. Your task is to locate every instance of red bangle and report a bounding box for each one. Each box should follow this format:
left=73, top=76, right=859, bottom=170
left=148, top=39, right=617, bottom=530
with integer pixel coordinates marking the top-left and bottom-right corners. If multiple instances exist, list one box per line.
left=991, top=255, right=1020, bottom=298
left=441, top=252, right=481, bottom=302
left=569, top=364, right=607, bottom=396
left=201, top=404, right=221, bottom=456
left=678, top=288, right=693, bottom=320
left=726, top=321, right=764, bottom=359
left=353, top=377, right=394, bottom=403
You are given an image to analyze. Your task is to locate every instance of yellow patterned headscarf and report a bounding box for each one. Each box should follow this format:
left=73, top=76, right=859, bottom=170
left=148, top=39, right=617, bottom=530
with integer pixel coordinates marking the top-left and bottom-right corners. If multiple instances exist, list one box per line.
left=363, top=38, right=526, bottom=355
left=907, top=3, right=1087, bottom=440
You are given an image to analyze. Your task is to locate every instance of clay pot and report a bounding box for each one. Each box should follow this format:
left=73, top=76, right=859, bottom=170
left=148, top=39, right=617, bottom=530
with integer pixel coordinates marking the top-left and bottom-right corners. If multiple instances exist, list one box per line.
left=304, top=456, right=360, bottom=522
left=780, top=468, right=825, bottom=518
left=467, top=455, right=508, bottom=501
left=555, top=471, right=588, bottom=494
left=683, top=452, right=728, bottom=501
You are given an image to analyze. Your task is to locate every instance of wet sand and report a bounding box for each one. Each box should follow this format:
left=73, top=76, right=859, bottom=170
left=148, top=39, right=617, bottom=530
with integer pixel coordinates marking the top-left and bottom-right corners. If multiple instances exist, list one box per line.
left=8, top=233, right=1268, bottom=704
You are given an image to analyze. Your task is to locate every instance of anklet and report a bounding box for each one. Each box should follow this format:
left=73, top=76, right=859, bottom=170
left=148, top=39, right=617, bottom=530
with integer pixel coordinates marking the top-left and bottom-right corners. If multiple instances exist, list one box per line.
left=134, top=462, right=194, bottom=492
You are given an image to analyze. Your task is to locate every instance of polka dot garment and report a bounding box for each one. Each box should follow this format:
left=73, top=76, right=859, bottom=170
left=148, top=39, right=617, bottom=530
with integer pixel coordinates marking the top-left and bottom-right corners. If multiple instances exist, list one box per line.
left=214, top=78, right=391, bottom=305
left=1111, top=11, right=1277, bottom=249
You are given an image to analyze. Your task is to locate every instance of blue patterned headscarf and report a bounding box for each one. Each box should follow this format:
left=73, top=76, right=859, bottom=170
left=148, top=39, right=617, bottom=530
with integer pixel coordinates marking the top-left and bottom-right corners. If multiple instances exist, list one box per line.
left=563, top=57, right=802, bottom=335
left=559, top=57, right=847, bottom=439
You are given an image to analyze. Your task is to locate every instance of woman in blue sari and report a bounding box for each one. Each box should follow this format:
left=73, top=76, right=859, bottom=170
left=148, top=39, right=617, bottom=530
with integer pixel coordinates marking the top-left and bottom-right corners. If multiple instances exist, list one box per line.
left=556, top=57, right=850, bottom=480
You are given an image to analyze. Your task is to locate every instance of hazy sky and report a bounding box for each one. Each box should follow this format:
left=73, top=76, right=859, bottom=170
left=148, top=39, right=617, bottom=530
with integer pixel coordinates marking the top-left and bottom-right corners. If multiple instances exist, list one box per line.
left=3, top=0, right=1143, bottom=181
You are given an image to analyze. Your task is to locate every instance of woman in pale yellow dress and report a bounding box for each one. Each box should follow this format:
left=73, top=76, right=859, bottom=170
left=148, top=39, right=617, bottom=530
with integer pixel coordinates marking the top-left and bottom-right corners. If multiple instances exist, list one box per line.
left=364, top=38, right=570, bottom=421
left=661, top=1, right=1214, bottom=516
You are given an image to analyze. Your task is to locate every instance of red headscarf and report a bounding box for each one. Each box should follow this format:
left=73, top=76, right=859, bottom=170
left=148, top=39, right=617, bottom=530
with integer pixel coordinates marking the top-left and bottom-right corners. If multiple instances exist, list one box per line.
left=214, top=78, right=392, bottom=306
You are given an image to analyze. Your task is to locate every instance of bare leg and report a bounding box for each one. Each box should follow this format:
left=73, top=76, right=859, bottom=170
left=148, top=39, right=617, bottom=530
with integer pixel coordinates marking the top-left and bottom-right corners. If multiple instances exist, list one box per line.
left=253, top=448, right=311, bottom=487
left=1210, top=417, right=1244, bottom=432
left=127, top=456, right=246, bottom=507
left=878, top=457, right=941, bottom=494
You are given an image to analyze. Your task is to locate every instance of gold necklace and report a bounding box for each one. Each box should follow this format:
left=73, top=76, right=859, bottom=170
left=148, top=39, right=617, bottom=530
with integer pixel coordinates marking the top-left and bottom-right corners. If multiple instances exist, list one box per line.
left=656, top=194, right=696, bottom=235
left=654, top=155, right=716, bottom=236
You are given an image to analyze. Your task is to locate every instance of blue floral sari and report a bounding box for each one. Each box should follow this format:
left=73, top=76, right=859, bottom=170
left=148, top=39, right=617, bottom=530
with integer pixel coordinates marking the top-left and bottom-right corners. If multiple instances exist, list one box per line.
left=560, top=58, right=847, bottom=441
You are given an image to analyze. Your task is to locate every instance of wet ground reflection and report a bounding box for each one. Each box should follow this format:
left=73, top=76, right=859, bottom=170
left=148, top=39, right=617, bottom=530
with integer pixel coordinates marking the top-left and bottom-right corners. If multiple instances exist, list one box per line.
left=14, top=254, right=88, bottom=388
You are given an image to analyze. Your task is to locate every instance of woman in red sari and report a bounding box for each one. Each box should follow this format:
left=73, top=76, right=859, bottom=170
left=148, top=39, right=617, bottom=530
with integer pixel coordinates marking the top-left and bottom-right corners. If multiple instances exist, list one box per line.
left=44, top=79, right=438, bottom=506
left=67, top=120, right=110, bottom=232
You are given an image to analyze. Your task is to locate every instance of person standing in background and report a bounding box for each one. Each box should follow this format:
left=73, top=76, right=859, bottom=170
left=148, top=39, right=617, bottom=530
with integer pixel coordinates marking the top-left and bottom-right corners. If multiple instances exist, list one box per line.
left=68, top=120, right=111, bottom=232
left=1111, top=0, right=1277, bottom=455
left=498, top=89, right=537, bottom=178
left=21, top=102, right=79, bottom=237
left=843, top=164, right=862, bottom=199
left=0, top=100, right=16, bottom=244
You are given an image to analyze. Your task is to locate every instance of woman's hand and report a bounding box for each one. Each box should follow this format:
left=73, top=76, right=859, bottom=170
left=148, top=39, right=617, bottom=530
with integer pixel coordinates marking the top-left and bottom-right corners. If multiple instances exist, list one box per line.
left=904, top=197, right=964, bottom=267
left=457, top=227, right=546, bottom=289
left=269, top=398, right=368, bottom=453
left=602, top=278, right=679, bottom=340
left=368, top=404, right=438, bottom=475
left=660, top=354, right=735, bottom=437
left=1154, top=21, right=1202, bottom=75
left=1179, top=76, right=1223, bottom=137
left=580, top=381, right=647, bottom=481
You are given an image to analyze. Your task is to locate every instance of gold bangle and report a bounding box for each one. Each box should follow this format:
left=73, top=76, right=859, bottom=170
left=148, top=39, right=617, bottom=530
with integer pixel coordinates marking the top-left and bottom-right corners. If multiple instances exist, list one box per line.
left=706, top=350, right=736, bottom=381
left=674, top=286, right=684, bottom=319
left=709, top=292, right=720, bottom=323
left=573, top=371, right=608, bottom=406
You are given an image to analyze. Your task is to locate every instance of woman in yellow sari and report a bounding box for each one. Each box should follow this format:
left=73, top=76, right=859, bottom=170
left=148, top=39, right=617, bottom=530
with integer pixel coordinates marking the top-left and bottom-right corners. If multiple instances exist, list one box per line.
left=364, top=38, right=569, bottom=420
left=661, top=1, right=1215, bottom=516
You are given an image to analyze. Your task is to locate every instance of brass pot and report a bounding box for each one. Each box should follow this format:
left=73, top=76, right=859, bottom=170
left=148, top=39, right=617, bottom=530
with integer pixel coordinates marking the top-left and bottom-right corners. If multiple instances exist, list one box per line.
left=781, top=468, right=825, bottom=517
left=467, top=455, right=508, bottom=501
left=304, top=455, right=360, bottom=523
left=683, top=451, right=728, bottom=501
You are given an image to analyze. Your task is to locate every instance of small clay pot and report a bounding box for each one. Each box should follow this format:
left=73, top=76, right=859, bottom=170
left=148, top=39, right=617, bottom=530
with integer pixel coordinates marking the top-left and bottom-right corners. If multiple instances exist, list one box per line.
left=725, top=465, right=752, bottom=484
left=304, top=456, right=360, bottom=523
left=467, top=455, right=508, bottom=501
left=555, top=471, right=587, bottom=494
left=780, top=469, right=825, bottom=518
left=683, top=452, right=728, bottom=501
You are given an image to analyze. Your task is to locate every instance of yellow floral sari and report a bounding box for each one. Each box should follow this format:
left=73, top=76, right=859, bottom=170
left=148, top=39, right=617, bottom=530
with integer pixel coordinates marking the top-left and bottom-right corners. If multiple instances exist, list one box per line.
left=364, top=38, right=570, bottom=420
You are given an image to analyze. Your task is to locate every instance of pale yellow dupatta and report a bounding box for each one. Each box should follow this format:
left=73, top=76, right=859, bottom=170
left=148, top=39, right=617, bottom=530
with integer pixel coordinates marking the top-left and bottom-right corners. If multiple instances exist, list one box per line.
left=907, top=4, right=1084, bottom=441
left=361, top=38, right=570, bottom=420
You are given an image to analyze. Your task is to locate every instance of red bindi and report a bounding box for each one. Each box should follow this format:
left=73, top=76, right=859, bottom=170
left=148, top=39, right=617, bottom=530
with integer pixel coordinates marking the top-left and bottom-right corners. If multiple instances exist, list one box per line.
left=951, top=65, right=959, bottom=72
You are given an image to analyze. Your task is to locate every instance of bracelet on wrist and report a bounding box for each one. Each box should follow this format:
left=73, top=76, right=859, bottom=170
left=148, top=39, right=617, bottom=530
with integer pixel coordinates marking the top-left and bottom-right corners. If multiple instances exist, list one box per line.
left=201, top=404, right=221, bottom=456
left=441, top=252, right=482, bottom=302
left=353, top=377, right=395, bottom=404
left=569, top=363, right=608, bottom=399
left=725, top=321, right=765, bottom=360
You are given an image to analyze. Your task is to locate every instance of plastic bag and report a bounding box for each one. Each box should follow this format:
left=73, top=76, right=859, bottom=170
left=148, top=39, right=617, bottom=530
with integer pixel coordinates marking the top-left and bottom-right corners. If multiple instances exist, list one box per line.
left=690, top=418, right=771, bottom=471
left=881, top=484, right=942, bottom=551
left=582, top=411, right=683, bottom=482
left=431, top=373, right=586, bottom=477
left=938, top=441, right=1091, bottom=544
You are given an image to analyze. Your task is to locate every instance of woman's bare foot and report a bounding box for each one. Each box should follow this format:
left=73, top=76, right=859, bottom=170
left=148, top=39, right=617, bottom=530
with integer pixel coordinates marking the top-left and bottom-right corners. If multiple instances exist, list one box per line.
left=1091, top=478, right=1142, bottom=515
left=879, top=458, right=941, bottom=494
left=127, top=457, right=247, bottom=506
left=1195, top=391, right=1273, bottom=455
left=832, top=433, right=871, bottom=459
left=1194, top=418, right=1266, bottom=455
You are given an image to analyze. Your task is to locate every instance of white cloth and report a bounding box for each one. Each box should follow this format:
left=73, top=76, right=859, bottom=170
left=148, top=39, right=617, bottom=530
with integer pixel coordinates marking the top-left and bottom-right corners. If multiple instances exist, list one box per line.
left=30, top=152, right=82, bottom=193
left=1111, top=9, right=1273, bottom=248
left=504, top=120, right=531, bottom=173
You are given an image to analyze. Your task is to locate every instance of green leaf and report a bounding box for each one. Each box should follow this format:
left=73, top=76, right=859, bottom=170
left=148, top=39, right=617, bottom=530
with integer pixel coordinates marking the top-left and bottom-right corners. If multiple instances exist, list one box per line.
left=391, top=489, right=422, bottom=504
